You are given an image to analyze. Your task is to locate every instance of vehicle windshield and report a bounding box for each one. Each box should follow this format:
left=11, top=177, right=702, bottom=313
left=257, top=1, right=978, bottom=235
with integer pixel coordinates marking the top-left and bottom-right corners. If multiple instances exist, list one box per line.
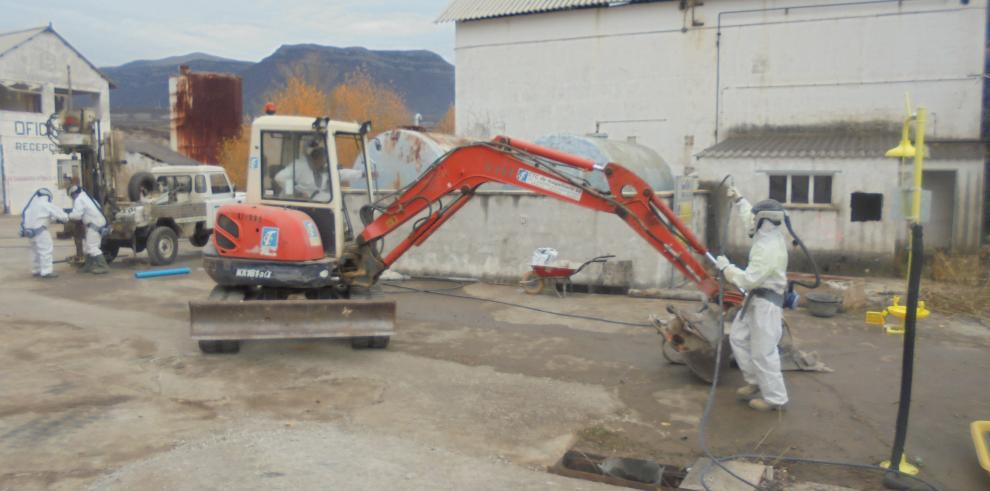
left=260, top=131, right=332, bottom=203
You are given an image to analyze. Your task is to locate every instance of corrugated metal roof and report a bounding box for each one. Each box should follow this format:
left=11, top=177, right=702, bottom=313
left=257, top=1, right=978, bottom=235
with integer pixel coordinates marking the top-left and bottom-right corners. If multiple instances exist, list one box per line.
left=125, top=140, right=205, bottom=166
left=437, top=0, right=617, bottom=22
left=697, top=133, right=988, bottom=161
left=0, top=25, right=115, bottom=88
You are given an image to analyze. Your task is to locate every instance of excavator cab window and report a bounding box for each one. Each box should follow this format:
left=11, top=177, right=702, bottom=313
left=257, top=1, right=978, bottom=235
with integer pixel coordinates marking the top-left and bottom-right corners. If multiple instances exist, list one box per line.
left=260, top=131, right=332, bottom=204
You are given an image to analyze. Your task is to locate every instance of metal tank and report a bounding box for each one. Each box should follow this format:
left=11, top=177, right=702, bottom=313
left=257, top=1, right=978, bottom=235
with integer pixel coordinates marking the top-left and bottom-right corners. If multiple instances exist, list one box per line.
left=351, top=130, right=675, bottom=193
left=350, top=128, right=475, bottom=190
left=534, top=134, right=675, bottom=192
left=169, top=66, right=242, bottom=164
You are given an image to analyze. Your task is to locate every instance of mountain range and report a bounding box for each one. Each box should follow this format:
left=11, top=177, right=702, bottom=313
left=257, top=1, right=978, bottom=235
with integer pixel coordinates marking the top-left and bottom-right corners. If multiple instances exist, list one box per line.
left=101, top=45, right=454, bottom=122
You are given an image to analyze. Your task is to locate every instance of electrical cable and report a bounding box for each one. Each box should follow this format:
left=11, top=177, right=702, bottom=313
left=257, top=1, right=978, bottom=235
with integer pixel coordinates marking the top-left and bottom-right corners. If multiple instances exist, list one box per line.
left=379, top=280, right=652, bottom=328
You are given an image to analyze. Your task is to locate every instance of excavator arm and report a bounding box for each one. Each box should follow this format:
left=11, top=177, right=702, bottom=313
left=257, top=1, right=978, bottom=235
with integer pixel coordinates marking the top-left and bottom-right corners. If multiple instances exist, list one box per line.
left=344, top=135, right=741, bottom=308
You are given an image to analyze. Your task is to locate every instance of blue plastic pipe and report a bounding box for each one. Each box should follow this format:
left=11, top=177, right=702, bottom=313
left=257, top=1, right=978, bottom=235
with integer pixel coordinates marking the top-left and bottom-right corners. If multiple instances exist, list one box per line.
left=134, top=267, right=191, bottom=279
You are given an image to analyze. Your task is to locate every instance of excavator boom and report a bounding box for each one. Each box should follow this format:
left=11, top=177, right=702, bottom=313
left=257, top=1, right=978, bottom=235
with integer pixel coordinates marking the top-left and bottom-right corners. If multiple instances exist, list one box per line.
left=346, top=136, right=736, bottom=307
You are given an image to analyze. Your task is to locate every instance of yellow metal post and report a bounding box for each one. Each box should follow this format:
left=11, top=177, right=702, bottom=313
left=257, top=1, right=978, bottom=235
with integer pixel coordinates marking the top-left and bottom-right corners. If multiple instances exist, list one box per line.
left=910, top=108, right=926, bottom=224
left=904, top=107, right=925, bottom=281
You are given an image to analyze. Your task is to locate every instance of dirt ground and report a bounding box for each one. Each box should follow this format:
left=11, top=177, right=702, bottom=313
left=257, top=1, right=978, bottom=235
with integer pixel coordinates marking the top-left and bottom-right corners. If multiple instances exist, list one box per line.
left=1, top=216, right=988, bottom=491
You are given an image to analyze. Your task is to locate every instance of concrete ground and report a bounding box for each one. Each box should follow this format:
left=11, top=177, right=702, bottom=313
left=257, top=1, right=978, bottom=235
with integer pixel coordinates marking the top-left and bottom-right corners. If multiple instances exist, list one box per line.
left=0, top=215, right=988, bottom=491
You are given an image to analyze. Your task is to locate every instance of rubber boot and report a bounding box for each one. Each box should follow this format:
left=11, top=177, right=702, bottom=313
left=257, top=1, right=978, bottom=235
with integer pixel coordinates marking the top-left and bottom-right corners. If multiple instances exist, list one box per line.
left=79, top=255, right=93, bottom=273
left=748, top=398, right=784, bottom=412
left=89, top=255, right=109, bottom=275
left=736, top=384, right=760, bottom=400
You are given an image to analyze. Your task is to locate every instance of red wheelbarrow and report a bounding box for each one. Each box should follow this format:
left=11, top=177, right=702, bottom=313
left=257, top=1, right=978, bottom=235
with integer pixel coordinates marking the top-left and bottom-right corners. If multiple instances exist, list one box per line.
left=519, top=255, right=615, bottom=296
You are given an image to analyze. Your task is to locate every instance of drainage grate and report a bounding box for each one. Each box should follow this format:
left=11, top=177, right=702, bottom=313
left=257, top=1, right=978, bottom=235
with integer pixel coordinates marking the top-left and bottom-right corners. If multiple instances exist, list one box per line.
left=548, top=450, right=687, bottom=490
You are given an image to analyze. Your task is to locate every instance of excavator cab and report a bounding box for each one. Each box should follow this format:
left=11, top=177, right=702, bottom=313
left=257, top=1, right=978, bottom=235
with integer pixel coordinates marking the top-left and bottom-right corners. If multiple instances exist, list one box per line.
left=246, top=116, right=375, bottom=257
left=189, top=116, right=394, bottom=354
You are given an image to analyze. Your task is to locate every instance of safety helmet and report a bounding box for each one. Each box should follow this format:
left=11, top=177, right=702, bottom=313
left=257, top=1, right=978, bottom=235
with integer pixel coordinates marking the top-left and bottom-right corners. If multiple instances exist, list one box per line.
left=35, top=188, right=54, bottom=202
left=68, top=184, right=82, bottom=198
left=749, top=199, right=786, bottom=237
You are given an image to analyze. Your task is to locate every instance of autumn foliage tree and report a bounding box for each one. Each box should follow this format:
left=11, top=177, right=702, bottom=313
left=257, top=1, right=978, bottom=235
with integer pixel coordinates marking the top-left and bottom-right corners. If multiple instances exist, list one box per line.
left=217, top=68, right=411, bottom=187
left=435, top=105, right=455, bottom=134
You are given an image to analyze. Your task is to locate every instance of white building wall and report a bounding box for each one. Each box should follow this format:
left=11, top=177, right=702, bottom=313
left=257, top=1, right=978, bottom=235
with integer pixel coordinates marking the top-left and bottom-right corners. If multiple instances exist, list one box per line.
left=454, top=0, right=986, bottom=176
left=705, top=156, right=984, bottom=268
left=710, top=157, right=902, bottom=255
left=0, top=30, right=111, bottom=213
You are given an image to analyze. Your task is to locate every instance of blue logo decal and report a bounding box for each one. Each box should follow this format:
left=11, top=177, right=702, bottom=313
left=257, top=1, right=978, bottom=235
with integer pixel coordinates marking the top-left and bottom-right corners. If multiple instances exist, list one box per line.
left=260, top=226, right=279, bottom=256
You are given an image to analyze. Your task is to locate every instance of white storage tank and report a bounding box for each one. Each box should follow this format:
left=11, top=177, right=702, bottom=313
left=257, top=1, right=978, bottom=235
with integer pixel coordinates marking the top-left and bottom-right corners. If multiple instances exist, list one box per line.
left=534, top=134, right=675, bottom=193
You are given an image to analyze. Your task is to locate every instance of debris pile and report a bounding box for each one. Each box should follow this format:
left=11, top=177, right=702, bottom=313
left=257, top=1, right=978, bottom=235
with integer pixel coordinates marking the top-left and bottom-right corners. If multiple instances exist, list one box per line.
left=923, top=247, right=990, bottom=322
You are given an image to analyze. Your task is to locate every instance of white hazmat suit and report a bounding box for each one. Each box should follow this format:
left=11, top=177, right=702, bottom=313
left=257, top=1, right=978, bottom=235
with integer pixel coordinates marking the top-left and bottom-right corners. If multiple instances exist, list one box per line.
left=68, top=188, right=107, bottom=258
left=22, top=191, right=68, bottom=277
left=716, top=196, right=789, bottom=408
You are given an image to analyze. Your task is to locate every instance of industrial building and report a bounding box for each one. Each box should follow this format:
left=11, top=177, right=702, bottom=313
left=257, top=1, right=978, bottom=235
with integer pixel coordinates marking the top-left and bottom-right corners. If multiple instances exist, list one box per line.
left=0, top=25, right=113, bottom=213
left=439, top=0, right=989, bottom=268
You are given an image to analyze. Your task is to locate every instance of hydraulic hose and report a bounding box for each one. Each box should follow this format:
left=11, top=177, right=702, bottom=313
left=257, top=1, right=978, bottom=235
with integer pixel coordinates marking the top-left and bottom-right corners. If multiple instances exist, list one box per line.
left=783, top=214, right=821, bottom=290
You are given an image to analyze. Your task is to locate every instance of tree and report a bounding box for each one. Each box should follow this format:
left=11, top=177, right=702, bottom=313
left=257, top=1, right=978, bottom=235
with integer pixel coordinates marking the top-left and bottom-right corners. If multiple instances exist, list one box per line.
left=330, top=68, right=412, bottom=166
left=218, top=75, right=333, bottom=187
left=218, top=69, right=412, bottom=185
left=436, top=105, right=455, bottom=134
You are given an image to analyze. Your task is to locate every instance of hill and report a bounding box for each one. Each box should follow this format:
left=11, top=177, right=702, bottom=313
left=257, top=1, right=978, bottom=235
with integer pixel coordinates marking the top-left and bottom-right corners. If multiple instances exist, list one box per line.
left=102, top=45, right=454, bottom=121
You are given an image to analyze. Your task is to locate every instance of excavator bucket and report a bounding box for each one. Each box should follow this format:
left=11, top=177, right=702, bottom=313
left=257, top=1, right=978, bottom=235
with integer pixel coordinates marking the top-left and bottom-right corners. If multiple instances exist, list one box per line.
left=654, top=304, right=829, bottom=383
left=189, top=299, right=396, bottom=342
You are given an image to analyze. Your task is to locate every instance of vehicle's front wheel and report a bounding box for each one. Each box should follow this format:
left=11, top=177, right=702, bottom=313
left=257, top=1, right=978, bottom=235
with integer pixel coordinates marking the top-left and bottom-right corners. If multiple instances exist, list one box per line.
left=147, top=226, right=178, bottom=265
left=190, top=229, right=211, bottom=247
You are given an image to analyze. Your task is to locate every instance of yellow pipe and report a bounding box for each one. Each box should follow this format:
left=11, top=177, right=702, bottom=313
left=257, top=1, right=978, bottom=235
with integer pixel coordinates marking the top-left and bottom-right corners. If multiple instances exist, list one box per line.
left=911, top=107, right=926, bottom=223
left=905, top=107, right=926, bottom=281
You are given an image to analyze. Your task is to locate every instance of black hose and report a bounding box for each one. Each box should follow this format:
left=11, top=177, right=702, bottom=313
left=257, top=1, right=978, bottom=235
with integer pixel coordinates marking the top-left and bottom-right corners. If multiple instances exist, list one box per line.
left=883, top=223, right=925, bottom=491
left=699, top=272, right=764, bottom=490
left=784, top=214, right=821, bottom=290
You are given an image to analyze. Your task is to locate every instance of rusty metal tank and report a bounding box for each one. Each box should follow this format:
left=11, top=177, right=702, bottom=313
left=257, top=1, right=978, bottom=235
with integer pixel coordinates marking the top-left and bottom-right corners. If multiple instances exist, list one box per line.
left=351, top=128, right=475, bottom=190
left=534, top=134, right=675, bottom=192
left=169, top=66, right=242, bottom=164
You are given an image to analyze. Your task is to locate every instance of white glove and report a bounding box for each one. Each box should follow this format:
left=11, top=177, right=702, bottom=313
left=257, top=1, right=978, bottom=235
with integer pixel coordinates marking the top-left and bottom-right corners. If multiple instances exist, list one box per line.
left=715, top=255, right=731, bottom=272
left=725, top=186, right=742, bottom=203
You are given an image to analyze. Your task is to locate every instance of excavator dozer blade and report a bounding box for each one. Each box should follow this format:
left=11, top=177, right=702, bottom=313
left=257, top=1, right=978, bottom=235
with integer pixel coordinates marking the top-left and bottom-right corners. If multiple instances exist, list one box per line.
left=189, top=299, right=396, bottom=341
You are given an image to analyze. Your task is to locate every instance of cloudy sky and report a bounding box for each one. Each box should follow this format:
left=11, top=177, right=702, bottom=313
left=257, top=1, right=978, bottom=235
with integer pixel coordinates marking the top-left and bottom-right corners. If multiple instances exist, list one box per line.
left=1, top=0, right=455, bottom=66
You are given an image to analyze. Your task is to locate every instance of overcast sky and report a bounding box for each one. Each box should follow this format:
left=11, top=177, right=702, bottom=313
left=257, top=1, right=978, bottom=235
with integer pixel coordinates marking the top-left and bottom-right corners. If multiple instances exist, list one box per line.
left=1, top=0, right=455, bottom=66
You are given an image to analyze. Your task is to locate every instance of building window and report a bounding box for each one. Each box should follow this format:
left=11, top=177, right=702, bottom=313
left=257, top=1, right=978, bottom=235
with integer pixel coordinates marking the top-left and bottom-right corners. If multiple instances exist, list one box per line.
left=850, top=192, right=883, bottom=221
left=768, top=174, right=833, bottom=204
left=0, top=85, right=42, bottom=113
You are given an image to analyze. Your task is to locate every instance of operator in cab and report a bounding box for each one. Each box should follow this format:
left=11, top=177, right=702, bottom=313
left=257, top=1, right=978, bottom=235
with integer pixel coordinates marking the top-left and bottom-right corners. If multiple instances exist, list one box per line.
left=67, top=184, right=109, bottom=275
left=715, top=187, right=789, bottom=412
left=20, top=188, right=68, bottom=279
left=275, top=145, right=330, bottom=201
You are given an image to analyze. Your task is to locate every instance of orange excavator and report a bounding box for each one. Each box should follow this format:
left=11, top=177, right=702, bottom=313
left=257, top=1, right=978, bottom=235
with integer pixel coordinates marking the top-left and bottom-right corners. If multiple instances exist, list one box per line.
left=189, top=114, right=749, bottom=381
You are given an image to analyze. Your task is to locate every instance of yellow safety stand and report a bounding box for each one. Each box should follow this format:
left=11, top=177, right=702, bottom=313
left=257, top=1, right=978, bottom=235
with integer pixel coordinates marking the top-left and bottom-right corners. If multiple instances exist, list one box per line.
left=880, top=454, right=921, bottom=476
left=866, top=296, right=930, bottom=335
left=972, top=421, right=990, bottom=479
left=884, top=296, right=930, bottom=335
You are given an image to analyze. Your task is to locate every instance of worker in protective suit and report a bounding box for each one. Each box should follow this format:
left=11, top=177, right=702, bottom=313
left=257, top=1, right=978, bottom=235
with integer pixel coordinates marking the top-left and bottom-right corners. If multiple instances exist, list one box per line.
left=21, top=188, right=68, bottom=278
left=715, top=187, right=789, bottom=411
left=67, top=184, right=109, bottom=274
